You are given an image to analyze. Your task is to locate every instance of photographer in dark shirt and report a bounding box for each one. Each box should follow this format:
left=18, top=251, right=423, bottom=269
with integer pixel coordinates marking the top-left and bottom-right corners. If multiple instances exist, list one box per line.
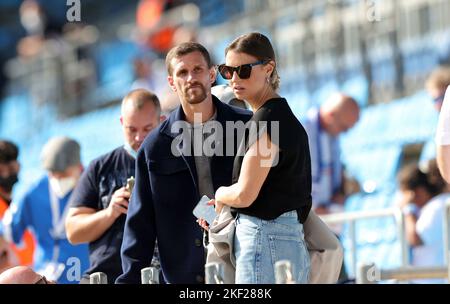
left=65, top=89, right=162, bottom=283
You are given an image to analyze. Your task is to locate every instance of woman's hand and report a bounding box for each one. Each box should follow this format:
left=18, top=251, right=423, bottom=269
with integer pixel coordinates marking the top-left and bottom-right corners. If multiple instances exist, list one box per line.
left=208, top=199, right=224, bottom=214
left=196, top=199, right=224, bottom=230
left=196, top=218, right=209, bottom=231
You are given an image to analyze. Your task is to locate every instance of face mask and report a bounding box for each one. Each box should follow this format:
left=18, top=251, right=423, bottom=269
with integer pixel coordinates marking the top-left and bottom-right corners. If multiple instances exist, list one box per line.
left=20, top=11, right=45, bottom=35
left=124, top=142, right=137, bottom=159
left=0, top=174, right=18, bottom=193
left=49, top=176, right=77, bottom=198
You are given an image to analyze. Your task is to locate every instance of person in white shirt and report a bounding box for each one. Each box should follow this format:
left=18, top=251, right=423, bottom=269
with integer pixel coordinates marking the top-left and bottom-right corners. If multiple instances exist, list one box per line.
left=436, top=85, right=450, bottom=183
left=420, top=67, right=450, bottom=166
left=426, top=66, right=450, bottom=112
left=398, top=159, right=449, bottom=283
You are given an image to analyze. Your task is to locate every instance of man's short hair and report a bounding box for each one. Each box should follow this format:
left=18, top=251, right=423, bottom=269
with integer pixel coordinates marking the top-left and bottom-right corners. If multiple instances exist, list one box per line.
left=165, top=42, right=212, bottom=75
left=0, top=140, right=19, bottom=164
left=121, top=89, right=161, bottom=117
left=426, top=65, right=450, bottom=92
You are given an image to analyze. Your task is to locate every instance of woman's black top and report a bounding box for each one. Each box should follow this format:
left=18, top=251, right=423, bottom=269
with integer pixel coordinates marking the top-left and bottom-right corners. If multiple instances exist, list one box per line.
left=231, top=97, right=312, bottom=223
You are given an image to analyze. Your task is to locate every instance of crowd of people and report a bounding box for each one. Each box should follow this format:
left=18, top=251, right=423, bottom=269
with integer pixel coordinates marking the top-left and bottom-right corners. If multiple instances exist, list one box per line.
left=0, top=30, right=449, bottom=284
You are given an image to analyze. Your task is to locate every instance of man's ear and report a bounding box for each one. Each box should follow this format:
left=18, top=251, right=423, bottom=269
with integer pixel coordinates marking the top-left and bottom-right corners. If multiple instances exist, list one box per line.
left=209, top=67, right=217, bottom=84
left=168, top=76, right=177, bottom=92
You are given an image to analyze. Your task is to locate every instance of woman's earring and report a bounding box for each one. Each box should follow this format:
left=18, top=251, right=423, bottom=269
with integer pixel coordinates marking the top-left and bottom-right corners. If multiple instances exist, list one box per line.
left=266, top=76, right=270, bottom=84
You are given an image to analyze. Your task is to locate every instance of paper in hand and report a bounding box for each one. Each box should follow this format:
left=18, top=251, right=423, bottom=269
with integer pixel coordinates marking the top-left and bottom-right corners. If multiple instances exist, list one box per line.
left=193, top=195, right=216, bottom=225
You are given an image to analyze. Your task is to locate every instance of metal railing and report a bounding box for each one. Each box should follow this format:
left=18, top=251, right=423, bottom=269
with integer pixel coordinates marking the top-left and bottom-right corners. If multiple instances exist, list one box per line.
left=205, top=260, right=298, bottom=284
left=320, top=207, right=408, bottom=277
left=320, top=199, right=450, bottom=280
left=443, top=199, right=450, bottom=266
left=357, top=259, right=450, bottom=283
left=205, top=263, right=225, bottom=284
left=89, top=272, right=107, bottom=284
left=141, top=267, right=160, bottom=284
left=88, top=266, right=161, bottom=284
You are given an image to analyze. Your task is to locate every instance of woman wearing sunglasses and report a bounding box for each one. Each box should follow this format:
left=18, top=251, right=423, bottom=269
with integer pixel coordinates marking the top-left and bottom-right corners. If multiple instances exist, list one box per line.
left=203, top=32, right=312, bottom=283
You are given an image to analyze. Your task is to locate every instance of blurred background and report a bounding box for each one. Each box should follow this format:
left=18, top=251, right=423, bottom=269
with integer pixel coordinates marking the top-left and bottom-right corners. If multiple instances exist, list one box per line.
left=1, top=0, right=450, bottom=280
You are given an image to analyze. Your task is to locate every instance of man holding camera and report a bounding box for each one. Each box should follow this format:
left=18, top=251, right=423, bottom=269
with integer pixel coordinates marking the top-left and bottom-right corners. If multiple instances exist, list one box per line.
left=65, top=89, right=162, bottom=283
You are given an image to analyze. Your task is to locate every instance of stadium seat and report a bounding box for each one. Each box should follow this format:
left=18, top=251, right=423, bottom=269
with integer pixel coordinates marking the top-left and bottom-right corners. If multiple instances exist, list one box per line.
left=341, top=75, right=369, bottom=108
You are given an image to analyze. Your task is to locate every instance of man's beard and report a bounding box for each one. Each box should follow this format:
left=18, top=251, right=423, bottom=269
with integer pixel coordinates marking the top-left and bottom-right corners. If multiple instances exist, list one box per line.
left=0, top=174, right=18, bottom=194
left=183, top=83, right=207, bottom=105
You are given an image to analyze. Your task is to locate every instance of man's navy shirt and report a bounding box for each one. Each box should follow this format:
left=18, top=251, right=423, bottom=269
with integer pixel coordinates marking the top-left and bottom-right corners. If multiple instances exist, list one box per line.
left=69, top=147, right=135, bottom=283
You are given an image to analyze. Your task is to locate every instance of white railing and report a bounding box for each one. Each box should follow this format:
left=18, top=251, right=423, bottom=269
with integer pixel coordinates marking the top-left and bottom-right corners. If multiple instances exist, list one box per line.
left=320, top=207, right=408, bottom=277
left=356, top=262, right=450, bottom=283
left=320, top=199, right=450, bottom=282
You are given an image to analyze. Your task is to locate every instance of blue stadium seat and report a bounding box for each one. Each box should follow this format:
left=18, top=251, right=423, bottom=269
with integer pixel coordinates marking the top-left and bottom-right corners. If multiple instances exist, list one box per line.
left=370, top=57, right=396, bottom=85
left=92, top=41, right=138, bottom=104
left=312, top=81, right=339, bottom=106
left=341, top=75, right=369, bottom=108
left=0, top=0, right=21, bottom=7
left=341, top=190, right=402, bottom=277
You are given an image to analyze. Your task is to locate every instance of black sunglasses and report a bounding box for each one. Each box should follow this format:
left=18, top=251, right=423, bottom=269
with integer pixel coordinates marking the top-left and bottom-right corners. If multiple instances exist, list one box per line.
left=218, top=60, right=268, bottom=80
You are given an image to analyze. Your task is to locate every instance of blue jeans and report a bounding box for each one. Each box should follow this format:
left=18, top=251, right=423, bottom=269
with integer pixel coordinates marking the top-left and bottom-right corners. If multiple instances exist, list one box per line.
left=234, top=210, right=310, bottom=284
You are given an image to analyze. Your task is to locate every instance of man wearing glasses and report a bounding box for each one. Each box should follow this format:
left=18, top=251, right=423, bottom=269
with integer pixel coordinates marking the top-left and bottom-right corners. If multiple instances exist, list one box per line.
left=437, top=85, right=450, bottom=183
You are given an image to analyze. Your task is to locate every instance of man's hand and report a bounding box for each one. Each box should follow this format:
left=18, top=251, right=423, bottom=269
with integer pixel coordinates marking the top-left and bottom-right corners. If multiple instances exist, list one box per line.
left=106, top=187, right=130, bottom=219
left=66, top=187, right=130, bottom=244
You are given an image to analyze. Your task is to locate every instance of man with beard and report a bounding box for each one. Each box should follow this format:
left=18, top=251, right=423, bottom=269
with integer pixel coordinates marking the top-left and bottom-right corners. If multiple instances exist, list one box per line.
left=0, top=140, right=35, bottom=272
left=116, top=42, right=251, bottom=283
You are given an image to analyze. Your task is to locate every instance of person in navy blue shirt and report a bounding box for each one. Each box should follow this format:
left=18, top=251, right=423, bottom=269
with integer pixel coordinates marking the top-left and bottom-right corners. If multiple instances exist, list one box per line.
left=66, top=89, right=162, bottom=284
left=0, top=136, right=89, bottom=284
left=116, top=42, right=251, bottom=284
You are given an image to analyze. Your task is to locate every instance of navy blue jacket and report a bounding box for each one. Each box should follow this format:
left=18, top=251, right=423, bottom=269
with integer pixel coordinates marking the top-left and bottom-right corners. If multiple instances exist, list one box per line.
left=116, top=96, right=251, bottom=284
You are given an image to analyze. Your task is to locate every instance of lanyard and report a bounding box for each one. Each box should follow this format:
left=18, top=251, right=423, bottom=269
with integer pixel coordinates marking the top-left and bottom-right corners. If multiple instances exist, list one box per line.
left=313, top=115, right=336, bottom=185
left=313, top=115, right=324, bottom=184
left=48, top=183, right=71, bottom=242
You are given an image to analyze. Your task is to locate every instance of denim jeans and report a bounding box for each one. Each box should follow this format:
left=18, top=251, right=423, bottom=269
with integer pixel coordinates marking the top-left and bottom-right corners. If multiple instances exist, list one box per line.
left=234, top=210, right=310, bottom=284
